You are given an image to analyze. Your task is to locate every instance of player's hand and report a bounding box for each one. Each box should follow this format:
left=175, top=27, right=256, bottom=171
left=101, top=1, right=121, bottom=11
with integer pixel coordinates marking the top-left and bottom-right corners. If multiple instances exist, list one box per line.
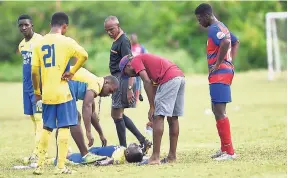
left=127, top=90, right=135, bottom=105
left=210, top=64, right=220, bottom=73
left=100, top=135, right=107, bottom=147
left=34, top=94, right=42, bottom=103
left=146, top=121, right=153, bottom=129
left=61, top=72, right=74, bottom=81
left=148, top=107, right=155, bottom=121
left=86, top=131, right=94, bottom=147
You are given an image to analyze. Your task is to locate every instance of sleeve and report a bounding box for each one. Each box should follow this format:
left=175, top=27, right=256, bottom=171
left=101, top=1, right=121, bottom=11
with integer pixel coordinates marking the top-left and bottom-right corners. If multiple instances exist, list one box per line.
left=120, top=39, right=132, bottom=57
left=31, top=46, right=40, bottom=67
left=87, top=78, right=102, bottom=95
left=230, top=32, right=239, bottom=45
left=208, top=26, right=226, bottom=46
left=131, top=56, right=145, bottom=74
left=69, top=38, right=88, bottom=60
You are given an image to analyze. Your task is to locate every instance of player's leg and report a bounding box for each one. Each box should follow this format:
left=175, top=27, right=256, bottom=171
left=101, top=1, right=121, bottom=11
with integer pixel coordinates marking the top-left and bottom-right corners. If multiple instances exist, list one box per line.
left=33, top=104, right=56, bottom=175
left=166, top=77, right=185, bottom=162
left=55, top=100, right=78, bottom=173
left=30, top=92, right=43, bottom=158
left=111, top=107, right=126, bottom=147
left=70, top=111, right=87, bottom=156
left=210, top=83, right=235, bottom=160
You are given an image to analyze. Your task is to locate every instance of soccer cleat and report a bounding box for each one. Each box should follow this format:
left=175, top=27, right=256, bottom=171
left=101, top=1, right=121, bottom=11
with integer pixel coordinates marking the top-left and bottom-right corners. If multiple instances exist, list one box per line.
left=33, top=166, right=44, bottom=175
left=54, top=167, right=74, bottom=175
left=141, top=139, right=153, bottom=155
left=214, top=152, right=237, bottom=161
left=82, top=152, right=107, bottom=164
left=210, top=150, right=224, bottom=159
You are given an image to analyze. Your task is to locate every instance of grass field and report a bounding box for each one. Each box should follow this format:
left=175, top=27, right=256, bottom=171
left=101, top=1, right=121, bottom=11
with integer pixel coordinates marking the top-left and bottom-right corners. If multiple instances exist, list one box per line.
left=0, top=70, right=286, bottom=178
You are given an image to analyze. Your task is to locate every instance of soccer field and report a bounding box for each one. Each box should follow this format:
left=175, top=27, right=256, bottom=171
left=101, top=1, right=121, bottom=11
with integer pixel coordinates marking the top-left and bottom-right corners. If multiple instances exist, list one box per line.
left=0, top=70, right=286, bottom=178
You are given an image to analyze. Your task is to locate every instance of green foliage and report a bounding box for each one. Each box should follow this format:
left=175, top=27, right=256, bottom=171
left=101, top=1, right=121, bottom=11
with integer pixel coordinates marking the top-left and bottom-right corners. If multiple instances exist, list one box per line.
left=0, top=1, right=286, bottom=81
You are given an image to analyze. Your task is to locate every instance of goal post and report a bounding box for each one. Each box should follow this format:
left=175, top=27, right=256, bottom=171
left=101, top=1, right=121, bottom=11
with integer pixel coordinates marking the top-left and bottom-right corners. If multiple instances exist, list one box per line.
left=266, top=12, right=287, bottom=80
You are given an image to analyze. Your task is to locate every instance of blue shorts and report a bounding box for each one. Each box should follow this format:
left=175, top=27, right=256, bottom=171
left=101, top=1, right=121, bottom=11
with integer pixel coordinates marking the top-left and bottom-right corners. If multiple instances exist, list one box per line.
left=42, top=99, right=78, bottom=129
left=68, top=80, right=87, bottom=101
left=23, top=91, right=41, bottom=115
left=67, top=146, right=117, bottom=163
left=209, top=83, right=232, bottom=104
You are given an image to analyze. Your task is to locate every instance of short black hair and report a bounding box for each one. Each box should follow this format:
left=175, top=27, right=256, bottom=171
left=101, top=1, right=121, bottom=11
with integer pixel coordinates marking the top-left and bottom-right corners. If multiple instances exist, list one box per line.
left=18, top=14, right=32, bottom=22
left=51, top=12, right=69, bottom=26
left=105, top=75, right=119, bottom=87
left=125, top=146, right=143, bottom=163
left=194, top=3, right=213, bottom=15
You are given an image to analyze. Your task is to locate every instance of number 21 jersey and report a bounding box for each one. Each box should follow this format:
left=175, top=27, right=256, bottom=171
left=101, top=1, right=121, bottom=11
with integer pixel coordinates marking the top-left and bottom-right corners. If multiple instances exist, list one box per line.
left=32, top=34, right=88, bottom=104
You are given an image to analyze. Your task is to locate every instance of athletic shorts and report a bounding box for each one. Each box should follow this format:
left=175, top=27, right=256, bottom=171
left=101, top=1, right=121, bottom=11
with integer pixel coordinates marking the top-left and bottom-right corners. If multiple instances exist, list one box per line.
left=23, top=91, right=41, bottom=115
left=209, top=83, right=232, bottom=104
left=111, top=73, right=137, bottom=109
left=68, top=80, right=87, bottom=101
left=42, top=99, right=78, bottom=129
left=154, top=76, right=185, bottom=117
left=67, top=146, right=117, bottom=164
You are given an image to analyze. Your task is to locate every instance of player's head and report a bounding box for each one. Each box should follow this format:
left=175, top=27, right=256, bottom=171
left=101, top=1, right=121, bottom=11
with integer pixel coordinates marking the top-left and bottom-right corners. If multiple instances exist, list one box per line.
left=104, top=16, right=121, bottom=39
left=130, top=33, right=138, bottom=45
left=124, top=143, right=143, bottom=163
left=194, top=3, right=213, bottom=28
left=50, top=12, right=69, bottom=35
left=18, top=14, right=33, bottom=37
left=100, top=75, right=119, bottom=97
left=119, top=54, right=137, bottom=77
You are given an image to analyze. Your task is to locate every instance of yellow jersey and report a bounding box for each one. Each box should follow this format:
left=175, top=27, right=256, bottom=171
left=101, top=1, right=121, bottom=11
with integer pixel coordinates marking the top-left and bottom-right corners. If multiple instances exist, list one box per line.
left=32, top=34, right=88, bottom=104
left=111, top=146, right=126, bottom=164
left=18, top=33, right=43, bottom=92
left=72, top=67, right=104, bottom=95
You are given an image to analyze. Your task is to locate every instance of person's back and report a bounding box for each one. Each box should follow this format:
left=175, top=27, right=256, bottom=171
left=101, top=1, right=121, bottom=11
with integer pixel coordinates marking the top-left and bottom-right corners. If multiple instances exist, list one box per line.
left=34, top=34, right=84, bottom=104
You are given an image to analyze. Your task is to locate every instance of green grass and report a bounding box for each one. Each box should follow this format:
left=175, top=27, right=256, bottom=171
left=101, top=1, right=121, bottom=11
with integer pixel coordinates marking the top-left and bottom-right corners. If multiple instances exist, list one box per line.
left=0, top=70, right=286, bottom=178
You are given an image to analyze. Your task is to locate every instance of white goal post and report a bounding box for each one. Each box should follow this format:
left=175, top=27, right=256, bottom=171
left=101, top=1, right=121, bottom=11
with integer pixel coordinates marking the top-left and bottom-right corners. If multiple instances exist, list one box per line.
left=266, top=12, right=287, bottom=80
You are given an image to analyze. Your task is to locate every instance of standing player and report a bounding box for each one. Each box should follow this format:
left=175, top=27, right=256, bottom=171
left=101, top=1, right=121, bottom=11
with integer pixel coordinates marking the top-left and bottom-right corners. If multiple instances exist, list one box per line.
left=119, top=54, right=185, bottom=165
left=194, top=3, right=240, bottom=161
left=130, top=33, right=148, bottom=102
left=18, top=14, right=43, bottom=163
left=104, top=16, right=151, bottom=152
left=31, top=12, right=88, bottom=174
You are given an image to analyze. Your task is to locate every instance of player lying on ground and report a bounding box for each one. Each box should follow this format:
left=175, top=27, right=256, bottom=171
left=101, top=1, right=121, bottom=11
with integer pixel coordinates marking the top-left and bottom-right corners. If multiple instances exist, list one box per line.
left=57, top=66, right=120, bottom=164
left=66, top=143, right=143, bottom=165
left=31, top=12, right=88, bottom=175
left=18, top=14, right=43, bottom=163
left=120, top=53, right=185, bottom=165
left=195, top=3, right=240, bottom=161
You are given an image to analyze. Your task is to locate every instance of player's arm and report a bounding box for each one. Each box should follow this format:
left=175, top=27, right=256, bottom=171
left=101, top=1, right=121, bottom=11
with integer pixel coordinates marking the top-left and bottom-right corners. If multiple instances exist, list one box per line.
left=91, top=101, right=107, bottom=147
left=230, top=32, right=240, bottom=59
left=139, top=70, right=157, bottom=109
left=69, top=39, right=88, bottom=75
left=82, top=90, right=96, bottom=146
left=31, top=46, right=41, bottom=98
left=121, top=40, right=135, bottom=92
left=95, top=158, right=114, bottom=166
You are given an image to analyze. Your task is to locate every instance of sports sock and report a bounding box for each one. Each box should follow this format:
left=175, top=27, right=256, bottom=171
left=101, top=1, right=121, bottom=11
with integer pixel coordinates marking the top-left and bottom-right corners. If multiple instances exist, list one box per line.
left=57, top=128, right=70, bottom=169
left=33, top=113, right=43, bottom=156
left=30, top=115, right=37, bottom=134
left=123, top=114, right=145, bottom=143
left=216, top=117, right=234, bottom=155
left=37, top=129, right=51, bottom=167
left=114, top=118, right=127, bottom=147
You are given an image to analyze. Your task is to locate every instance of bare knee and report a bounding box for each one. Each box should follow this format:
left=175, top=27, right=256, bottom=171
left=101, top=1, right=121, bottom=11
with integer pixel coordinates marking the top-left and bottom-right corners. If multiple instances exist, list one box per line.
left=111, top=108, right=124, bottom=120
left=213, top=103, right=226, bottom=120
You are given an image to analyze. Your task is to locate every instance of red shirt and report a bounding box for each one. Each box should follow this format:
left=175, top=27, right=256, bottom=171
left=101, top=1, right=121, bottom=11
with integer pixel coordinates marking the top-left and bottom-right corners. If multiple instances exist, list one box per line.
left=131, top=54, right=184, bottom=85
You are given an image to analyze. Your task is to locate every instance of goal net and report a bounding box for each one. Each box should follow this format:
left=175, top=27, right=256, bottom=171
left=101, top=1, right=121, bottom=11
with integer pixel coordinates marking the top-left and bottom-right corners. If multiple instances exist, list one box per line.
left=266, top=12, right=287, bottom=80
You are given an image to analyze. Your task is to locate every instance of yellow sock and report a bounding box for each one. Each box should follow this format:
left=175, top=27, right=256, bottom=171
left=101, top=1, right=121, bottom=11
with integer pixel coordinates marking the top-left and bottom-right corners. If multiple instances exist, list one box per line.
left=37, top=129, right=51, bottom=167
left=57, top=128, right=70, bottom=169
left=33, top=113, right=43, bottom=156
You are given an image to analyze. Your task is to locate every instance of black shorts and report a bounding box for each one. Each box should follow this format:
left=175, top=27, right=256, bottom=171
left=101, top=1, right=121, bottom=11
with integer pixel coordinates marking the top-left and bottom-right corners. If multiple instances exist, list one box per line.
left=111, top=73, right=137, bottom=109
